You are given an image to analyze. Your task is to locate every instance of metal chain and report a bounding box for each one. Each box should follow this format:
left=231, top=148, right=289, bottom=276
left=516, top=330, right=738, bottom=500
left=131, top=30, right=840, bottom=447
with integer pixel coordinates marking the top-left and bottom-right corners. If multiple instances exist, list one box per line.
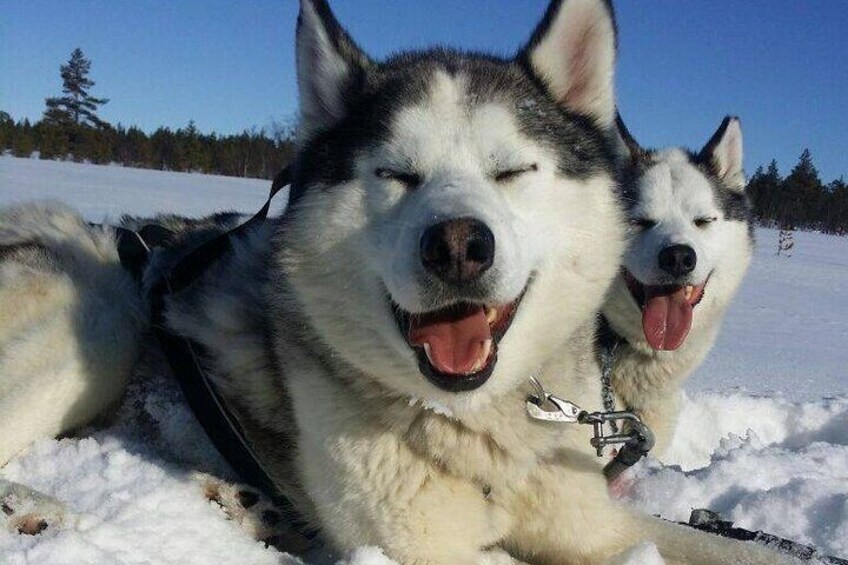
left=599, top=340, right=620, bottom=434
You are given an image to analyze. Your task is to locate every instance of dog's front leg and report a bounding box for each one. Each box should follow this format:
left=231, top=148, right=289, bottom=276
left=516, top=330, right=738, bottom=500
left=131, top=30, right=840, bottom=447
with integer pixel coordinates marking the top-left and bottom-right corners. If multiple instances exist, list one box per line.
left=504, top=460, right=642, bottom=564
left=505, top=462, right=789, bottom=564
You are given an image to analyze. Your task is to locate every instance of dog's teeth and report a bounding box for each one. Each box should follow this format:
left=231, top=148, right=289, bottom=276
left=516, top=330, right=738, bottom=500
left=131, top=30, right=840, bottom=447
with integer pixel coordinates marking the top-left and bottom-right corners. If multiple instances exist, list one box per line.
left=423, top=343, right=434, bottom=365
left=684, top=286, right=694, bottom=300
left=485, top=307, right=498, bottom=324
left=467, top=339, right=494, bottom=374
left=481, top=338, right=493, bottom=360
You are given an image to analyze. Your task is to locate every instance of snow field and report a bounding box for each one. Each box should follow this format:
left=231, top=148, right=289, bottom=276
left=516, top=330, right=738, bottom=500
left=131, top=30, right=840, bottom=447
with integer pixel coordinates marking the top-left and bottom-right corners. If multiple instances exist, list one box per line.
left=1, top=157, right=845, bottom=563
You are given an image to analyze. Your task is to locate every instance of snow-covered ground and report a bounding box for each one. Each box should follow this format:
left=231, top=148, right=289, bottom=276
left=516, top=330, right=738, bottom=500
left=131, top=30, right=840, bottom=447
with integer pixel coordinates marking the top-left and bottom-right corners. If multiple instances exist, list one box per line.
left=1, top=156, right=846, bottom=563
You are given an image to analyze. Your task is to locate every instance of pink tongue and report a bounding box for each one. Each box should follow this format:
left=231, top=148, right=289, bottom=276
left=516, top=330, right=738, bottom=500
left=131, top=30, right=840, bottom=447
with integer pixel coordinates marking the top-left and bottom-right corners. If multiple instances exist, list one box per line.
left=642, top=287, right=693, bottom=351
left=408, top=306, right=490, bottom=375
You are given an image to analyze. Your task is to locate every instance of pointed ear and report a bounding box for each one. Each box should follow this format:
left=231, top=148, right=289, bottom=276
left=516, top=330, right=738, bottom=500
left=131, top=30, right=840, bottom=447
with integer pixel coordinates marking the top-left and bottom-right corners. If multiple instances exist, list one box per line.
left=296, top=0, right=371, bottom=142
left=700, top=116, right=745, bottom=191
left=613, top=112, right=644, bottom=163
left=520, top=0, right=617, bottom=128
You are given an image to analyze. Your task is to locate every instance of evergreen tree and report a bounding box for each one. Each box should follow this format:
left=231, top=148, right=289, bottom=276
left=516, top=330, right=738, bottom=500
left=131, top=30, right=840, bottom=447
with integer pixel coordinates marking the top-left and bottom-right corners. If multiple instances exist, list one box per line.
left=11, top=119, right=35, bottom=157
left=0, top=111, right=14, bottom=151
left=782, top=149, right=823, bottom=228
left=43, top=48, right=110, bottom=129
left=825, top=178, right=848, bottom=234
left=747, top=159, right=782, bottom=225
left=37, top=122, right=70, bottom=160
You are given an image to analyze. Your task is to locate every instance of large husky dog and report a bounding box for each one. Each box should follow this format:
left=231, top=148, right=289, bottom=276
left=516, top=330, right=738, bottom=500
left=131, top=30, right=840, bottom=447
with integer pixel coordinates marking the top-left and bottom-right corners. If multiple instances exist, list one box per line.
left=0, top=0, right=783, bottom=562
left=603, top=117, right=754, bottom=455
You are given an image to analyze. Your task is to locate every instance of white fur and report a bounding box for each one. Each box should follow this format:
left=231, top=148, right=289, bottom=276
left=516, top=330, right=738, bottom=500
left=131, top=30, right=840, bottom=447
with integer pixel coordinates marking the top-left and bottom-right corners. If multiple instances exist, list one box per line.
left=0, top=202, right=146, bottom=466
left=624, top=149, right=740, bottom=288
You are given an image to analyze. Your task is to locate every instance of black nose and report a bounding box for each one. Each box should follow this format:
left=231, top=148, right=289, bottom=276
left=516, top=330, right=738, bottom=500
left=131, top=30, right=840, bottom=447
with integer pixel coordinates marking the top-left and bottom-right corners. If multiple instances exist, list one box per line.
left=658, top=244, right=697, bottom=277
left=420, top=218, right=495, bottom=284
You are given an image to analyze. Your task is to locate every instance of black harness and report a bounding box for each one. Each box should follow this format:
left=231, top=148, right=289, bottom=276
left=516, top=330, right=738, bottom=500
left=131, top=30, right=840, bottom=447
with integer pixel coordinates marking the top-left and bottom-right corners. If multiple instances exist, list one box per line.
left=123, top=167, right=319, bottom=552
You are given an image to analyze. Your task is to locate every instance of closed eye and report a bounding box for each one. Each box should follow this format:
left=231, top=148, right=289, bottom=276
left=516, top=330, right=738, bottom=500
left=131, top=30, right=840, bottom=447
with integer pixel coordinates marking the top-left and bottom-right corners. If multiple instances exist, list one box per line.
left=694, top=216, right=718, bottom=228
left=375, top=168, right=421, bottom=189
left=631, top=218, right=657, bottom=230
left=494, top=163, right=538, bottom=183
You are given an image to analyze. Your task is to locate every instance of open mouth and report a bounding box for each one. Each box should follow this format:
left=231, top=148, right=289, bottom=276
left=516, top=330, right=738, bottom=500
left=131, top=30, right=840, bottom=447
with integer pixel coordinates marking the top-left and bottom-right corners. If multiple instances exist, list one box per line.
left=392, top=290, right=526, bottom=393
left=623, top=270, right=708, bottom=351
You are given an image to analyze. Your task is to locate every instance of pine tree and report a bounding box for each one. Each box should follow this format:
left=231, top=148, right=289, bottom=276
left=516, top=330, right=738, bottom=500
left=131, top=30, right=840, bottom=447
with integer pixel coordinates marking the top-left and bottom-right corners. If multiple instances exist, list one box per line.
left=747, top=160, right=783, bottom=225
left=37, top=122, right=70, bottom=160
left=0, top=111, right=13, bottom=151
left=782, top=149, right=824, bottom=228
left=43, top=48, right=110, bottom=129
left=825, top=178, right=848, bottom=235
left=11, top=119, right=35, bottom=158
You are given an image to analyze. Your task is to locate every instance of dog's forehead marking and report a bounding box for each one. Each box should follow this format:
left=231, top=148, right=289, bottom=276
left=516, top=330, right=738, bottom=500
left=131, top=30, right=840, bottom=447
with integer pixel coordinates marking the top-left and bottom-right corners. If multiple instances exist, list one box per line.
left=387, top=71, right=540, bottom=172
left=638, top=149, right=718, bottom=219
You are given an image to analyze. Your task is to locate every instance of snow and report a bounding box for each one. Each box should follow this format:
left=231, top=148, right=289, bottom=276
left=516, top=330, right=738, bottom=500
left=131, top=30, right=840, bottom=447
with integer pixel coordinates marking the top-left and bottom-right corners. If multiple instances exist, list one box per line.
left=1, top=156, right=846, bottom=563
left=689, top=228, right=848, bottom=399
left=0, top=155, right=284, bottom=221
left=631, top=392, right=848, bottom=557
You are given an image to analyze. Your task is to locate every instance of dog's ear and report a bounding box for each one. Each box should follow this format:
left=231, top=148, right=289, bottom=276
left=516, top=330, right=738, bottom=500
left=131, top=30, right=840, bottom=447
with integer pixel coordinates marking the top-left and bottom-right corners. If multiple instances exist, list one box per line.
left=520, top=0, right=617, bottom=128
left=613, top=112, right=643, bottom=163
left=699, top=116, right=745, bottom=191
left=296, top=0, right=372, bottom=142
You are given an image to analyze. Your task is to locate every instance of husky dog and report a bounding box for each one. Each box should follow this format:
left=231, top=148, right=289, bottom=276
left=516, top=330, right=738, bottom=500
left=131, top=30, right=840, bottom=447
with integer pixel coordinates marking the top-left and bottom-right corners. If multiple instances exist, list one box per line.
left=0, top=0, right=783, bottom=562
left=603, top=116, right=754, bottom=455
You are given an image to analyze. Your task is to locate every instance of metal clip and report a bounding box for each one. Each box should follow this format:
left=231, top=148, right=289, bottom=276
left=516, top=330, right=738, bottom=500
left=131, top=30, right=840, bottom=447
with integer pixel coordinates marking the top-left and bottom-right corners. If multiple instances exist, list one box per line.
left=579, top=410, right=655, bottom=459
left=525, top=377, right=584, bottom=423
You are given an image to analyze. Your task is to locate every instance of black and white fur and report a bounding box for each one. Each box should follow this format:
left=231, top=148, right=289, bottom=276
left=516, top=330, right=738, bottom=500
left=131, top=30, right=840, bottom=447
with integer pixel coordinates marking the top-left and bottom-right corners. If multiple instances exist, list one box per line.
left=604, top=116, right=754, bottom=455
left=0, top=1, right=783, bottom=562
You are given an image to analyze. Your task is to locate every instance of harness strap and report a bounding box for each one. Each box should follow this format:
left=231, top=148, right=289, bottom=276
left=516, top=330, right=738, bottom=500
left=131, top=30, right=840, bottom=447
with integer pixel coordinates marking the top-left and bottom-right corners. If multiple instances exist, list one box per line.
left=157, top=166, right=291, bottom=296
left=149, top=166, right=318, bottom=551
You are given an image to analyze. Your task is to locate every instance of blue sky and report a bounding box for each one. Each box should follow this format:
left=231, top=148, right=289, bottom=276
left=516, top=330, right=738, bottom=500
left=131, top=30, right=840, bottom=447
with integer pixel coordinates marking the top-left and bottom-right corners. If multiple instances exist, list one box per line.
left=2, top=1, right=846, bottom=181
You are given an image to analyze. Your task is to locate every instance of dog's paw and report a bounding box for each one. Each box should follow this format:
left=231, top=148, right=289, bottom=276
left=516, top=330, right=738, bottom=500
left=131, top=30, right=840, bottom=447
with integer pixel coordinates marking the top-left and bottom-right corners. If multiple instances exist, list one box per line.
left=0, top=479, right=67, bottom=535
left=194, top=473, right=290, bottom=546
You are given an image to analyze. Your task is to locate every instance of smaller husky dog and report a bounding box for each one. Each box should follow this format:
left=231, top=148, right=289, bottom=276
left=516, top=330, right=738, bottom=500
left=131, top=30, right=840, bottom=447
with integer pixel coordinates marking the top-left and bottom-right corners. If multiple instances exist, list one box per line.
left=603, top=116, right=754, bottom=455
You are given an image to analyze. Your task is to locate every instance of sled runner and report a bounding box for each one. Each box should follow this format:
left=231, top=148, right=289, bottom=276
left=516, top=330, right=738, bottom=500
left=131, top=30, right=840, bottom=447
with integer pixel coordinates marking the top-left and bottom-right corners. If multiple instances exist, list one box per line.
left=685, top=509, right=847, bottom=564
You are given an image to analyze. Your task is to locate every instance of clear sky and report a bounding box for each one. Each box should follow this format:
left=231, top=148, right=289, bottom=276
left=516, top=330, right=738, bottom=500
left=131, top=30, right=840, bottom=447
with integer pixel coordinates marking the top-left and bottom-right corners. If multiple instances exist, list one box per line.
left=2, top=1, right=846, bottom=181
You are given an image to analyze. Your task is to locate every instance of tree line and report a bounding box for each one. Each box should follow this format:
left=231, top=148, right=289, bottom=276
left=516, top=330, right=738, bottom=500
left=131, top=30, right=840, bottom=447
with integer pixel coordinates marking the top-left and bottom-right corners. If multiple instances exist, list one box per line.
left=0, top=48, right=294, bottom=180
left=3, top=113, right=845, bottom=235
left=0, top=113, right=295, bottom=181
left=1, top=48, right=846, bottom=234
left=747, top=150, right=847, bottom=235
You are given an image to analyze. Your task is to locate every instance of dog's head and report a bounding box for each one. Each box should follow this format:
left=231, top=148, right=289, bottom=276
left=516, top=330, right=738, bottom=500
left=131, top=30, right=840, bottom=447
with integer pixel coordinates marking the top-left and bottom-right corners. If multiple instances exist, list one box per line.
left=606, top=116, right=754, bottom=351
left=278, top=0, right=625, bottom=412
